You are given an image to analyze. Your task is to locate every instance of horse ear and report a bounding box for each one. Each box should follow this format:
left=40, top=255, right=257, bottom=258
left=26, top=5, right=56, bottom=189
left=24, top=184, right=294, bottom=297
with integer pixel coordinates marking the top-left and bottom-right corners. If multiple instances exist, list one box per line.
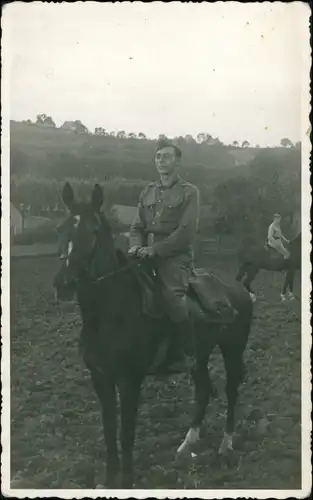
left=62, top=182, right=74, bottom=210
left=91, top=184, right=103, bottom=212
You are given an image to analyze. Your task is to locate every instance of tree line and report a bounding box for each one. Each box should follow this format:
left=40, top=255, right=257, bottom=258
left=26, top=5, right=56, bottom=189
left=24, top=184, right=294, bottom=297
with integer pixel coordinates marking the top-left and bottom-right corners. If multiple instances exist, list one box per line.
left=11, top=119, right=301, bottom=241
left=20, top=114, right=300, bottom=149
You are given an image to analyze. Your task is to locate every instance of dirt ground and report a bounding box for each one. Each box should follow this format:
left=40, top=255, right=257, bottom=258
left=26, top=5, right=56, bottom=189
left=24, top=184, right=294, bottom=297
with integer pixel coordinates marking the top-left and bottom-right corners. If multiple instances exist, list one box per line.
left=10, top=253, right=301, bottom=490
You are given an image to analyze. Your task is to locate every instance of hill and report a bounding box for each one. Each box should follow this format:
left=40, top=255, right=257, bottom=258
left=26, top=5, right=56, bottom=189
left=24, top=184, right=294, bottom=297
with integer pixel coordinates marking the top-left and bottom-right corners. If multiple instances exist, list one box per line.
left=9, top=120, right=301, bottom=239
left=10, top=120, right=262, bottom=181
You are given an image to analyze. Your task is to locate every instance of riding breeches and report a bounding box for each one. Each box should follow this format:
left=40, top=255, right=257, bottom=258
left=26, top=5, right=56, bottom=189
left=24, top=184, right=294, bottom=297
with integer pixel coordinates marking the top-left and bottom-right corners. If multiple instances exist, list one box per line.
left=155, top=256, right=192, bottom=322
left=268, top=238, right=290, bottom=258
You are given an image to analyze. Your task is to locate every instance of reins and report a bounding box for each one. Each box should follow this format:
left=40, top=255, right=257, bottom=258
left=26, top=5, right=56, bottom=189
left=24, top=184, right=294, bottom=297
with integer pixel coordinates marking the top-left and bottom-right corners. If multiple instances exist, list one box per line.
left=93, top=260, right=141, bottom=283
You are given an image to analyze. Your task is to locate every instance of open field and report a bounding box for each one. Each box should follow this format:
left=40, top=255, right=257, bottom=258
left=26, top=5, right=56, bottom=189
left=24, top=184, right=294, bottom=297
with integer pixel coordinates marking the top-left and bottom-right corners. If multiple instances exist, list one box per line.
left=10, top=253, right=301, bottom=490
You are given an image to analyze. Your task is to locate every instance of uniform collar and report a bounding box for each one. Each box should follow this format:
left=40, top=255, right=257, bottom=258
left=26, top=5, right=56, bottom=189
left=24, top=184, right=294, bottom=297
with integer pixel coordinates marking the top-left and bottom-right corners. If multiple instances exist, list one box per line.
left=157, top=174, right=182, bottom=189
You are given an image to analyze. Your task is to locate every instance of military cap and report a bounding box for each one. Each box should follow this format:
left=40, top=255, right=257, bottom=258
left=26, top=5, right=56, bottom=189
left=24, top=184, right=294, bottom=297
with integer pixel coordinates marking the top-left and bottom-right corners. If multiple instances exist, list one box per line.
left=155, top=139, right=182, bottom=158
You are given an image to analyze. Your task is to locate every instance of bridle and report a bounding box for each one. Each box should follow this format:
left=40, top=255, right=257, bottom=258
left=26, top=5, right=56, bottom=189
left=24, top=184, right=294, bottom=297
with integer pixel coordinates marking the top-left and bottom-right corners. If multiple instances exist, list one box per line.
left=61, top=240, right=151, bottom=286
left=60, top=211, right=156, bottom=285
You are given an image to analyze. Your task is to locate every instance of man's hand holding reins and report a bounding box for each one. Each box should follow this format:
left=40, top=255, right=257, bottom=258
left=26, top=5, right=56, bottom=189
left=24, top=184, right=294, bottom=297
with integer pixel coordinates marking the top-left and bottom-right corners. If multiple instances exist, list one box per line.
left=128, top=245, right=155, bottom=259
left=137, top=246, right=155, bottom=259
left=128, top=245, right=141, bottom=257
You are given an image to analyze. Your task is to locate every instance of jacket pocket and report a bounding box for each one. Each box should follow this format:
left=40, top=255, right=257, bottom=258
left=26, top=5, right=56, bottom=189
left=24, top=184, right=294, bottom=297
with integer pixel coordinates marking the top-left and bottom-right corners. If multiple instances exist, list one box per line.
left=142, top=198, right=157, bottom=225
left=160, top=193, right=184, bottom=222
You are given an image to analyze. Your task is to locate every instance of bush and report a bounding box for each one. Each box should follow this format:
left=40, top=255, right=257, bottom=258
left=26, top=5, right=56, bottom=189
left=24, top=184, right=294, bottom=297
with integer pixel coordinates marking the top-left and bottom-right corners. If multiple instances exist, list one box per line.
left=13, top=224, right=58, bottom=245
left=10, top=174, right=147, bottom=215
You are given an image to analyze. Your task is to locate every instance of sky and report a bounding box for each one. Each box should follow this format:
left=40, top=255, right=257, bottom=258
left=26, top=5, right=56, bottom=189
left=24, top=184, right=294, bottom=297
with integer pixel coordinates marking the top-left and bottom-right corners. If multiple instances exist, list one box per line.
left=3, top=1, right=310, bottom=146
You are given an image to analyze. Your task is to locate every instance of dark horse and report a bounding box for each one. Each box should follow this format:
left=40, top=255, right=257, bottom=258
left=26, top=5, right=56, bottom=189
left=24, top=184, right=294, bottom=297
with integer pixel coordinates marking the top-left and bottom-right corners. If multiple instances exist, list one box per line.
left=235, top=233, right=301, bottom=302
left=53, top=183, right=253, bottom=489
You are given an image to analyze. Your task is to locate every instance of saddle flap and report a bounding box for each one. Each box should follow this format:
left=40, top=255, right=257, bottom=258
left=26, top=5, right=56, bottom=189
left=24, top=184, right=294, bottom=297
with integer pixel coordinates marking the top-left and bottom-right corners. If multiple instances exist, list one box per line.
left=188, top=268, right=235, bottom=317
left=134, top=262, right=165, bottom=319
left=134, top=262, right=236, bottom=323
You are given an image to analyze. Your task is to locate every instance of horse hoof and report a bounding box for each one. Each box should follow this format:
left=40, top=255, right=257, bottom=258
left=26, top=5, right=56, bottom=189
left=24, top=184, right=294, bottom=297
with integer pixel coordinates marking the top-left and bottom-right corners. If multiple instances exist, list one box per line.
left=249, top=293, right=256, bottom=303
left=280, top=294, right=286, bottom=302
left=218, top=432, right=233, bottom=455
left=218, top=441, right=233, bottom=455
left=177, top=427, right=200, bottom=454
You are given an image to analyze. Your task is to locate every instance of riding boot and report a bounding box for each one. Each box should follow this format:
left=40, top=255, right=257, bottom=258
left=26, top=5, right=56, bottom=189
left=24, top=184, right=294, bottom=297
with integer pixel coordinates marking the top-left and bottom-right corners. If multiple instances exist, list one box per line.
left=158, top=317, right=194, bottom=375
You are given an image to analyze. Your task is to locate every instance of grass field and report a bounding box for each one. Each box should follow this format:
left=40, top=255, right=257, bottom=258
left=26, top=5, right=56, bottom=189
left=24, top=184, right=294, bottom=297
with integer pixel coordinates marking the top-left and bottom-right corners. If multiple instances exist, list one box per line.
left=10, top=253, right=301, bottom=490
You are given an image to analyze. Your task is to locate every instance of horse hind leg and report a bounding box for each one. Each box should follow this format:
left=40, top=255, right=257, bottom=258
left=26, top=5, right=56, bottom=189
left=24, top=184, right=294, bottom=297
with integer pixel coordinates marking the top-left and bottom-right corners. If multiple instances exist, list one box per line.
left=218, top=342, right=246, bottom=455
left=177, top=330, right=216, bottom=455
left=281, top=270, right=295, bottom=302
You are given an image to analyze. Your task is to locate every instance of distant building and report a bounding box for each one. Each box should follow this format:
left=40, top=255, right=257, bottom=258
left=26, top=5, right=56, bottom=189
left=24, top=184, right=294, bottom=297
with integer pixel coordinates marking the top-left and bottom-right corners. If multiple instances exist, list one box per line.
left=61, top=121, right=77, bottom=132
left=61, top=121, right=89, bottom=134
left=10, top=203, right=23, bottom=237
left=112, top=204, right=138, bottom=227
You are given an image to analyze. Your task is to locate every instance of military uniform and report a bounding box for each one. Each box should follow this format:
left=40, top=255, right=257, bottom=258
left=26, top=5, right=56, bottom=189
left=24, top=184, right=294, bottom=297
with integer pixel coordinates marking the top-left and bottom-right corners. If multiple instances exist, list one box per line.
left=130, top=175, right=200, bottom=322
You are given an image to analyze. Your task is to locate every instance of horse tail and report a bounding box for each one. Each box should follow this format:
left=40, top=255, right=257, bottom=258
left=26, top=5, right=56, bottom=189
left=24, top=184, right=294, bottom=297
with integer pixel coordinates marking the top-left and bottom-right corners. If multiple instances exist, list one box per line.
left=235, top=241, right=249, bottom=281
left=236, top=263, right=247, bottom=282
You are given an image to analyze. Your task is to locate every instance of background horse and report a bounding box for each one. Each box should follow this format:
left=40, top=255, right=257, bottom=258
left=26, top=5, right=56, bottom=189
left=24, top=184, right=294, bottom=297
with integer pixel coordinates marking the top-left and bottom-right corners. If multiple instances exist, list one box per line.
left=235, top=233, right=301, bottom=302
left=54, top=182, right=253, bottom=489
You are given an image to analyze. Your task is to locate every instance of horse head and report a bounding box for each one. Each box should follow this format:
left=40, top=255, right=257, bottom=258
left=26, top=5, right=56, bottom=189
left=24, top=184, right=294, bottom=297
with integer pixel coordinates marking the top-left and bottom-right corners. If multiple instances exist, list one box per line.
left=54, top=182, right=116, bottom=301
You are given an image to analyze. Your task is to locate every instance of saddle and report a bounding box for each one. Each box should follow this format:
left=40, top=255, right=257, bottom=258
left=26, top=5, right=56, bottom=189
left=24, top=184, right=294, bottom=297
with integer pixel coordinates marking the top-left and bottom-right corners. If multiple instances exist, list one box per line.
left=264, top=242, right=285, bottom=260
left=134, top=262, right=237, bottom=324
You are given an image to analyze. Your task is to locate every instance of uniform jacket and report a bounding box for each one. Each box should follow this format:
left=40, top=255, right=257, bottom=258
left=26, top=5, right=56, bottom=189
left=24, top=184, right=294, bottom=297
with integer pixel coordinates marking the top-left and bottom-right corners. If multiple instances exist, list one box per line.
left=129, top=175, right=200, bottom=259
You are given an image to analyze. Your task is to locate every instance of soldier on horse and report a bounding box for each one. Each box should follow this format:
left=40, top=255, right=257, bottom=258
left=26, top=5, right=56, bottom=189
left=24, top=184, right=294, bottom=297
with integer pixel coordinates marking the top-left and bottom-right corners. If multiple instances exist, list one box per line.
left=128, top=139, right=200, bottom=373
left=267, top=213, right=290, bottom=259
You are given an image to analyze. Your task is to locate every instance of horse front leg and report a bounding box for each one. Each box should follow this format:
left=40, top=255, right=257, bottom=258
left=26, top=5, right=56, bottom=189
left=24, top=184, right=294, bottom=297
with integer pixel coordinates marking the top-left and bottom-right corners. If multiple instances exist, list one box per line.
left=90, top=371, right=120, bottom=488
left=118, top=374, right=142, bottom=488
left=243, top=266, right=259, bottom=302
left=288, top=269, right=295, bottom=298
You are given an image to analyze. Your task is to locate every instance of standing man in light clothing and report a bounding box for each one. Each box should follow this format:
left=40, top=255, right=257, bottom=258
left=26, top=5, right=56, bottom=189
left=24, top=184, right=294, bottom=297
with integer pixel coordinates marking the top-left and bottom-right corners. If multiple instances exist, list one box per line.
left=129, top=140, right=200, bottom=373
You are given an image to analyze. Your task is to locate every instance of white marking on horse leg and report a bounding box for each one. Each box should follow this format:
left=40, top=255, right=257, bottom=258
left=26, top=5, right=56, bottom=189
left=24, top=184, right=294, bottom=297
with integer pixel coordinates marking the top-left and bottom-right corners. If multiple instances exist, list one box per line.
left=280, top=293, right=286, bottom=302
left=218, top=432, right=233, bottom=455
left=177, top=427, right=200, bottom=454
left=65, top=240, right=73, bottom=267
left=287, top=291, right=295, bottom=301
left=249, top=292, right=256, bottom=303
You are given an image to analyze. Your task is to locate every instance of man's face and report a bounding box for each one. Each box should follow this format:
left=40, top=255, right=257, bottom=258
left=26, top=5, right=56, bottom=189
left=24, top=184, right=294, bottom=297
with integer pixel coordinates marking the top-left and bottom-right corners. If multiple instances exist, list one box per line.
left=155, top=146, right=179, bottom=178
left=274, top=216, right=281, bottom=224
